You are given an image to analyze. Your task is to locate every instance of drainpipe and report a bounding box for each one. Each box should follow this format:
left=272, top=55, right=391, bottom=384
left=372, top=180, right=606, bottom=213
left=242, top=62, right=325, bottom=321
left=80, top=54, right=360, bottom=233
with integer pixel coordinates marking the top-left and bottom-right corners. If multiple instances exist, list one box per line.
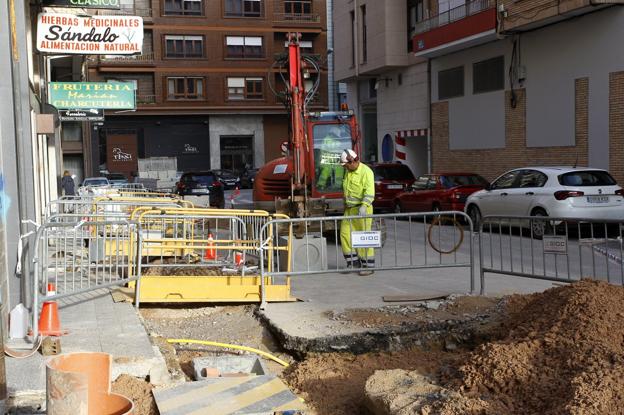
left=427, top=58, right=432, bottom=173
left=326, top=0, right=336, bottom=110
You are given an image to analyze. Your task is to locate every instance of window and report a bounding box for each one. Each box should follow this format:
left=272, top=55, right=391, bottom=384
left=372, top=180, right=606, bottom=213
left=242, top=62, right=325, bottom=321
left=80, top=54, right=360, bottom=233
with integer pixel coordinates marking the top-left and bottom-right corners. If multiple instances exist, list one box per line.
left=164, top=0, right=202, bottom=16
left=225, top=0, right=262, bottom=17
left=284, top=0, right=311, bottom=15
left=313, top=124, right=353, bottom=193
left=438, top=66, right=464, bottom=100
left=167, top=77, right=204, bottom=100
left=226, top=36, right=263, bottom=58
left=473, top=56, right=504, bottom=94
left=165, top=35, right=204, bottom=58
left=350, top=11, right=355, bottom=67
left=491, top=171, right=519, bottom=190
left=518, top=170, right=548, bottom=188
left=407, top=0, right=424, bottom=52
left=283, top=40, right=313, bottom=51
left=558, top=171, right=617, bottom=186
left=227, top=77, right=263, bottom=100
left=361, top=5, right=367, bottom=63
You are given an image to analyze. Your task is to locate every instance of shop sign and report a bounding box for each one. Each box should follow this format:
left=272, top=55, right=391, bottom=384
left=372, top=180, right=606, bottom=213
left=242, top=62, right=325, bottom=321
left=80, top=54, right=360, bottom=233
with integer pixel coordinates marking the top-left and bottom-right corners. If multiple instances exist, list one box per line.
left=36, top=13, right=143, bottom=55
left=183, top=144, right=199, bottom=154
left=59, top=109, right=104, bottom=122
left=42, top=0, right=121, bottom=10
left=112, top=147, right=133, bottom=162
left=49, top=82, right=136, bottom=110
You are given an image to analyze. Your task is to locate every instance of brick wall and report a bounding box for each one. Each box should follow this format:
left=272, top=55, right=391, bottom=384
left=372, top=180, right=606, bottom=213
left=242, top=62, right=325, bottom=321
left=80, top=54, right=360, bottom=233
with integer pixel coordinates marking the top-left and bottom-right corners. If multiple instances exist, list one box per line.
left=609, top=71, right=624, bottom=183
left=432, top=83, right=589, bottom=182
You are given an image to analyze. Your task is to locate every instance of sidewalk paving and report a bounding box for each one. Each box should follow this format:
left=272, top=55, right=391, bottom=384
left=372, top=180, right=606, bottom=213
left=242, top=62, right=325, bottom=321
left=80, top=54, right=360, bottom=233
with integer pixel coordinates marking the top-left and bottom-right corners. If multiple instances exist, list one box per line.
left=6, top=289, right=166, bottom=409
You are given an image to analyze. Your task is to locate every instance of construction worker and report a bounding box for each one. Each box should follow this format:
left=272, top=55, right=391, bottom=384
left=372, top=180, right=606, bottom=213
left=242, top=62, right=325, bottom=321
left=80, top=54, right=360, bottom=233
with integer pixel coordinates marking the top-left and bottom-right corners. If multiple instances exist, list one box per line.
left=316, top=128, right=344, bottom=191
left=340, top=149, right=375, bottom=276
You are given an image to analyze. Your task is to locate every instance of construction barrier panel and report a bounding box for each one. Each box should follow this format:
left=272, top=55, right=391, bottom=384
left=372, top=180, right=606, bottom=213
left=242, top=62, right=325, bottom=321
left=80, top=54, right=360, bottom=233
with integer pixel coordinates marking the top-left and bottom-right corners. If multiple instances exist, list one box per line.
left=479, top=215, right=624, bottom=293
left=257, top=211, right=475, bottom=308
left=129, top=208, right=294, bottom=305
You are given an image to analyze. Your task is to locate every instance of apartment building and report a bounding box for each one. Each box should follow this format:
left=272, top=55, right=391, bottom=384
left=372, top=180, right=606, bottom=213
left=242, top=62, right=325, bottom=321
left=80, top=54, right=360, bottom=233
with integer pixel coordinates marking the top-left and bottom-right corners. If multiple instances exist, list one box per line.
left=87, top=0, right=329, bottom=176
left=413, top=0, right=624, bottom=182
left=333, top=0, right=430, bottom=177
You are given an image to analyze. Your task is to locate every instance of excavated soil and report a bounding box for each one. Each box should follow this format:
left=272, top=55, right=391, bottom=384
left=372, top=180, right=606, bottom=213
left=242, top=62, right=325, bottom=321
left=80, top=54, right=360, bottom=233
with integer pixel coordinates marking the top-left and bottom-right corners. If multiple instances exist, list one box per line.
left=285, top=280, right=624, bottom=415
left=428, top=279, right=624, bottom=414
left=111, top=375, right=158, bottom=415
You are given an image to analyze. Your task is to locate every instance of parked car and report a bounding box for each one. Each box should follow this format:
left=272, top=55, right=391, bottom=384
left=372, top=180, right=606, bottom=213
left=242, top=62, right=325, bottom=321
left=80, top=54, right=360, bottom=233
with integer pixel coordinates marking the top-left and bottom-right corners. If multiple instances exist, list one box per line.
left=105, top=173, right=129, bottom=187
left=213, top=169, right=241, bottom=190
left=175, top=171, right=225, bottom=208
left=240, top=168, right=258, bottom=189
left=371, top=163, right=416, bottom=212
left=78, top=177, right=111, bottom=196
left=464, top=167, right=624, bottom=237
left=394, top=173, right=489, bottom=214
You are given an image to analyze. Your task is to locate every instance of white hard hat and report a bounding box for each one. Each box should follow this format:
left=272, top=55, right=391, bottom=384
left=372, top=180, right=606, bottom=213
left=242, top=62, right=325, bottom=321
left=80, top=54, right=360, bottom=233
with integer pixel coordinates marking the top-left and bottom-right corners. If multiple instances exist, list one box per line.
left=340, top=149, right=358, bottom=166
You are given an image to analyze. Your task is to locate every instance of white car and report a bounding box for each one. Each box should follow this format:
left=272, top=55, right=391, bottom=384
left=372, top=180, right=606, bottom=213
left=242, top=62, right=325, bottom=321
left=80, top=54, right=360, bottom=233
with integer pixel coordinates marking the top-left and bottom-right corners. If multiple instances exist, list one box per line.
left=465, top=167, right=624, bottom=236
left=78, top=177, right=113, bottom=197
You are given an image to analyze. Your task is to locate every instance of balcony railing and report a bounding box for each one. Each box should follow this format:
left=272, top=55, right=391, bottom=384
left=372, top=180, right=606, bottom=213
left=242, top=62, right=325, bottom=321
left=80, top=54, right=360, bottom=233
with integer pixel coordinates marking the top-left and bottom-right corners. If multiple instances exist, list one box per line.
left=97, top=7, right=152, bottom=17
left=414, top=0, right=495, bottom=35
left=136, top=95, right=156, bottom=105
left=97, top=53, right=154, bottom=65
left=273, top=12, right=320, bottom=23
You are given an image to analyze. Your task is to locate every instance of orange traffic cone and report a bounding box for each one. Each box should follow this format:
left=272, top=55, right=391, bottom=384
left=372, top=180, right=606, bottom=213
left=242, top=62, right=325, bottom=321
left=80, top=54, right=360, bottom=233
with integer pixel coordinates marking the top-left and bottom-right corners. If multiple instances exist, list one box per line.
left=38, top=284, right=66, bottom=336
left=204, top=233, right=216, bottom=260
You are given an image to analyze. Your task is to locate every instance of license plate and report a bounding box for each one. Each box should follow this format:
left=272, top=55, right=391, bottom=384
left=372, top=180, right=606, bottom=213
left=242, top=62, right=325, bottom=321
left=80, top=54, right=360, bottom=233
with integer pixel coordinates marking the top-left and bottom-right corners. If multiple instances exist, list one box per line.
left=387, top=184, right=403, bottom=190
left=587, top=195, right=609, bottom=203
left=192, top=189, right=208, bottom=194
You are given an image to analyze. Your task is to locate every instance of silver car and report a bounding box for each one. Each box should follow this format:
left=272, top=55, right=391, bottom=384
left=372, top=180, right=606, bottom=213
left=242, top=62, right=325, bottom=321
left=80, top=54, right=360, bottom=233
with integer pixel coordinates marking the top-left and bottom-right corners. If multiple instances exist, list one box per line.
left=465, top=167, right=624, bottom=236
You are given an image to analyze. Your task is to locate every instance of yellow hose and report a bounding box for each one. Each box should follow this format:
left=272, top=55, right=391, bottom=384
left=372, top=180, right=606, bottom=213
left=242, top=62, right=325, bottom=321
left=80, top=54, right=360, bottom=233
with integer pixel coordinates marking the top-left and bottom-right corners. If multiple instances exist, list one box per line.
left=166, top=338, right=290, bottom=367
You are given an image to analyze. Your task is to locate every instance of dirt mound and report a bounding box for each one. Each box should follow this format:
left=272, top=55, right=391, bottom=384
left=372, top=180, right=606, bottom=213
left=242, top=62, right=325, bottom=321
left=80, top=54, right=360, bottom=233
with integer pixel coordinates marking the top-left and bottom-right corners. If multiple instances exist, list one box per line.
left=111, top=375, right=158, bottom=415
left=430, top=279, right=624, bottom=414
left=283, top=348, right=462, bottom=415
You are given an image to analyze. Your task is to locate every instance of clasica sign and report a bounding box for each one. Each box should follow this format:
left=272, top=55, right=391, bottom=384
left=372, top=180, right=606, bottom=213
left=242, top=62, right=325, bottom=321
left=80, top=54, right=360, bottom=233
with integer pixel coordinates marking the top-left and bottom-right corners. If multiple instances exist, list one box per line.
left=49, top=82, right=136, bottom=110
left=36, top=13, right=143, bottom=55
left=42, top=0, right=121, bottom=10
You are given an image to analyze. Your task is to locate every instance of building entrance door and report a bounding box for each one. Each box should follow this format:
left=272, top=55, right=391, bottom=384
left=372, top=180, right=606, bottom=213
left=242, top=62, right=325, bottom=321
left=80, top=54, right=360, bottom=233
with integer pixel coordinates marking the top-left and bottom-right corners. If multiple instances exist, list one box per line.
left=220, top=136, right=254, bottom=172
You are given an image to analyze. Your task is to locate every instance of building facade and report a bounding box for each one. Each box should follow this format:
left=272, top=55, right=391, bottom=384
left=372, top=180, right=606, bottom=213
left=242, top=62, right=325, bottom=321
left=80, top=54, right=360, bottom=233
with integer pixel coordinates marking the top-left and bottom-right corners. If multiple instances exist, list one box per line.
left=87, top=0, right=329, bottom=178
left=413, top=0, right=624, bottom=182
left=333, top=0, right=430, bottom=177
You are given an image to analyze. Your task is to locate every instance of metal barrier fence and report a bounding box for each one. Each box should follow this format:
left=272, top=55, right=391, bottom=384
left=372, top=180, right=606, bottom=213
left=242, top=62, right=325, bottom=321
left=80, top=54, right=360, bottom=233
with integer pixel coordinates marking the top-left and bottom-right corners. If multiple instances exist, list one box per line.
left=479, top=215, right=624, bottom=294
left=131, top=208, right=292, bottom=304
left=32, top=216, right=142, bottom=339
left=45, top=196, right=192, bottom=219
left=257, top=211, right=475, bottom=308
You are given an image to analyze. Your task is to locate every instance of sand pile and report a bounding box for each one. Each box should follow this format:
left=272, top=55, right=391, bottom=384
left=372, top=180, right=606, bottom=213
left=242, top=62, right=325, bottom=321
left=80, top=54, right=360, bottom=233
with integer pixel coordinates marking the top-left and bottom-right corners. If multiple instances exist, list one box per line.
left=429, top=279, right=624, bottom=414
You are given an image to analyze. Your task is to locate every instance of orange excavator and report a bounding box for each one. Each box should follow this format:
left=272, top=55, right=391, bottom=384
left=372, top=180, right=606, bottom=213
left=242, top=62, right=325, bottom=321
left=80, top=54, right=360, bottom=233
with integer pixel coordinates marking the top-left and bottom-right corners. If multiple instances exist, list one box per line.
left=253, top=33, right=361, bottom=219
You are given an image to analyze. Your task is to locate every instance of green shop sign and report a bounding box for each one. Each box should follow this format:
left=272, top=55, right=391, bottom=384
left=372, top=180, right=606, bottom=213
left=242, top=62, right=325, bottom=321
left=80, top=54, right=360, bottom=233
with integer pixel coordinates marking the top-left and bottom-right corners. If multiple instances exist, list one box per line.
left=49, top=82, right=135, bottom=110
left=42, top=0, right=120, bottom=10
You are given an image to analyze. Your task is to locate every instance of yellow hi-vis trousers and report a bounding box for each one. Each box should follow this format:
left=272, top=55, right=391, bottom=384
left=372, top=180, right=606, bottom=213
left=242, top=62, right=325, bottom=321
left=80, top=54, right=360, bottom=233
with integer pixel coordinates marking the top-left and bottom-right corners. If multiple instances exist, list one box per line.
left=340, top=205, right=375, bottom=267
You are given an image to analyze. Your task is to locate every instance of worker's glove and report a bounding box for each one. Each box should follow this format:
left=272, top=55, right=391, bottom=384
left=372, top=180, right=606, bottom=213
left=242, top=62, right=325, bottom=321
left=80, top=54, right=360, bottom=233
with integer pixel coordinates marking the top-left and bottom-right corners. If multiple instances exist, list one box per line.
left=358, top=205, right=368, bottom=216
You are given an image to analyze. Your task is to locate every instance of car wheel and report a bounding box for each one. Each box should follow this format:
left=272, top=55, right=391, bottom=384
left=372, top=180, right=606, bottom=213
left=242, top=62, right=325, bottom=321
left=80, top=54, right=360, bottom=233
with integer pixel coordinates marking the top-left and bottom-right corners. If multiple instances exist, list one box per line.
left=468, top=205, right=481, bottom=231
left=531, top=208, right=551, bottom=239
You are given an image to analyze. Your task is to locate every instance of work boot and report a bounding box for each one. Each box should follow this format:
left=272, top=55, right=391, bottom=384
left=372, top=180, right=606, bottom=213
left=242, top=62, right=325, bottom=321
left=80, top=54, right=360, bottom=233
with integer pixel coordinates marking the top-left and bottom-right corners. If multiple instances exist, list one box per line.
left=341, top=259, right=360, bottom=274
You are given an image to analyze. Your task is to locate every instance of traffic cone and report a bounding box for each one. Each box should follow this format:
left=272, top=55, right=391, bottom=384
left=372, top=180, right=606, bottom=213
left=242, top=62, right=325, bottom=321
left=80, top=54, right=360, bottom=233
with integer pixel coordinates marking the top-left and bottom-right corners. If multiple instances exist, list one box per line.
left=38, top=284, right=66, bottom=336
left=204, top=233, right=216, bottom=260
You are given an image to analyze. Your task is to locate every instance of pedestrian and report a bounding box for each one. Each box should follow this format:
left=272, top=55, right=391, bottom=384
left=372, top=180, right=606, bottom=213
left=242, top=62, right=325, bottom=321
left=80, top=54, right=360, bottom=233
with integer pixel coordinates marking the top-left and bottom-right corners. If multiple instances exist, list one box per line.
left=61, top=170, right=75, bottom=196
left=339, top=149, right=375, bottom=276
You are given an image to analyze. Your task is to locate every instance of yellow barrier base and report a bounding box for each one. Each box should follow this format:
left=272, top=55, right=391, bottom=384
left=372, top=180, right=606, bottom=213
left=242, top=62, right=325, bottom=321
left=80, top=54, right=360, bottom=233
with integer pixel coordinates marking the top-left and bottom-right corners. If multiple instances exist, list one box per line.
left=134, top=276, right=296, bottom=303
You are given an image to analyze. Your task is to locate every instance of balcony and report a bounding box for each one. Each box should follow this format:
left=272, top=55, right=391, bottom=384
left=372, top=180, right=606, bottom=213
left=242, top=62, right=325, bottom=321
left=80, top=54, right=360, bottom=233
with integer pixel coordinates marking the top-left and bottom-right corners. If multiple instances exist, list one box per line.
left=137, top=95, right=156, bottom=105
left=412, top=0, right=497, bottom=58
left=272, top=0, right=320, bottom=26
left=97, top=7, right=152, bottom=19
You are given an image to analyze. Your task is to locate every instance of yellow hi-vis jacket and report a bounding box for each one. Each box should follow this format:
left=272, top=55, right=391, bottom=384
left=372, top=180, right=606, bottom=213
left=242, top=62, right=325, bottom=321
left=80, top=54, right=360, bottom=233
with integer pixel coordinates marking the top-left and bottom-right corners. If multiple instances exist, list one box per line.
left=343, top=162, right=375, bottom=208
